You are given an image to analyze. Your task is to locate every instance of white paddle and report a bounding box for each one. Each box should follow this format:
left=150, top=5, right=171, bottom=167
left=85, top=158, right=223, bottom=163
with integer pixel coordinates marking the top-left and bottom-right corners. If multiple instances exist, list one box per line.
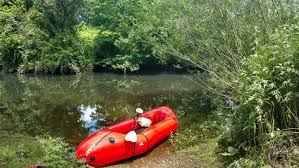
left=125, top=108, right=143, bottom=143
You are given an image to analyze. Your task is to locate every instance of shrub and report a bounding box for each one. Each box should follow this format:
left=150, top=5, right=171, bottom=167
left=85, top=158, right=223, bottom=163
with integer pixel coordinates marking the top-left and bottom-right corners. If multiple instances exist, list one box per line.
left=38, top=137, right=91, bottom=168
left=232, top=23, right=299, bottom=149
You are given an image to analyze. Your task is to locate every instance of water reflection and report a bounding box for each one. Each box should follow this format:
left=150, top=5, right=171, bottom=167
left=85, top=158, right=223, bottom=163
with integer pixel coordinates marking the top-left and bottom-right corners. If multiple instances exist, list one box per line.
left=79, top=105, right=99, bottom=135
left=0, top=73, right=209, bottom=145
left=78, top=105, right=111, bottom=135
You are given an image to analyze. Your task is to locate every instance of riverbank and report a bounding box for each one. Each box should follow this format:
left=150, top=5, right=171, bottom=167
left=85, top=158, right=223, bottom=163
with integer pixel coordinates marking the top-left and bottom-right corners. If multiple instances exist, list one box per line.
left=109, top=138, right=222, bottom=168
left=0, top=110, right=224, bottom=168
left=0, top=115, right=224, bottom=168
left=0, top=73, right=222, bottom=167
left=0, top=128, right=223, bottom=168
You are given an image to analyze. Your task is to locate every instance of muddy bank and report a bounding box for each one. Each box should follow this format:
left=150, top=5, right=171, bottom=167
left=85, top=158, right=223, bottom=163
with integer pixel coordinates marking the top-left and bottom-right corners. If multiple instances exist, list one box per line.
left=109, top=138, right=222, bottom=168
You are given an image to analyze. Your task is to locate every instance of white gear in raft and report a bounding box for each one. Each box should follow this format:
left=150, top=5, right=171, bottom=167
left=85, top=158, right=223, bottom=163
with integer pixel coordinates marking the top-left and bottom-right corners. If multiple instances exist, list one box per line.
left=125, top=131, right=137, bottom=142
left=136, top=108, right=144, bottom=114
left=137, top=117, right=152, bottom=127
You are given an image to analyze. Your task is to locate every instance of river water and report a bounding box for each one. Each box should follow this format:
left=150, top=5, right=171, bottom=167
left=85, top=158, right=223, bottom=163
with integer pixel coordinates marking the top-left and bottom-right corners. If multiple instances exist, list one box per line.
left=0, top=73, right=211, bottom=146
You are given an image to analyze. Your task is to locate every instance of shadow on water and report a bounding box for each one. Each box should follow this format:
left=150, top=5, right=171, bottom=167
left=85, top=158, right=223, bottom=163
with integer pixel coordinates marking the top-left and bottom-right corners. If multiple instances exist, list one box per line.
left=0, top=73, right=212, bottom=146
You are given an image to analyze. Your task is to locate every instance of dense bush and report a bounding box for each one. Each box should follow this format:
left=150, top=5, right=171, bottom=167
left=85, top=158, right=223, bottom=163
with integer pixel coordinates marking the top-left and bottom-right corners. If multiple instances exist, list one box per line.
left=142, top=0, right=299, bottom=166
left=38, top=137, right=90, bottom=168
left=233, top=24, right=299, bottom=147
left=0, top=0, right=92, bottom=74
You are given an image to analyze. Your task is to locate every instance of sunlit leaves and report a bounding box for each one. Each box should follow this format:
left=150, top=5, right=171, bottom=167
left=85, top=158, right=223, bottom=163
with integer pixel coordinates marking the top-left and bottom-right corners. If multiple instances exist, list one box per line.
left=0, top=0, right=96, bottom=74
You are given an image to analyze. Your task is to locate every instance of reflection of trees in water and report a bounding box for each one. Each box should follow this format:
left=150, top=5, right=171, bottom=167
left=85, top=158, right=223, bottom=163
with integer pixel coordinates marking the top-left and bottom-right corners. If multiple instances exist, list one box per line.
left=111, top=79, right=141, bottom=92
left=0, top=75, right=144, bottom=144
left=0, top=75, right=102, bottom=143
left=0, top=74, right=209, bottom=144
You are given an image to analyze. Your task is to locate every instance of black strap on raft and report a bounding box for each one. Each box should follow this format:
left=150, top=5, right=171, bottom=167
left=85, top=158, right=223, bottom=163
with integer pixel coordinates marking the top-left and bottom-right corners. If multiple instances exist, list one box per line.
left=132, top=113, right=139, bottom=131
left=131, top=112, right=140, bottom=157
left=159, top=107, right=165, bottom=122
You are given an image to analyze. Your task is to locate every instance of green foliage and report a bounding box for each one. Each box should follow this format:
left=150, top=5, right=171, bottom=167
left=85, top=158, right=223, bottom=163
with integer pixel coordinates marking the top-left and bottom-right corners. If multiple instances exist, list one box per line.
left=0, top=0, right=90, bottom=74
left=101, top=54, right=141, bottom=74
left=219, top=10, right=299, bottom=167
left=232, top=23, right=299, bottom=147
left=0, top=0, right=27, bottom=72
left=38, top=137, right=89, bottom=168
left=0, top=0, right=298, bottom=75
left=81, top=0, right=184, bottom=72
left=76, top=23, right=101, bottom=54
left=0, top=134, right=43, bottom=168
left=0, top=134, right=90, bottom=168
left=140, top=0, right=299, bottom=166
left=228, top=158, right=262, bottom=168
left=137, top=0, right=299, bottom=93
left=0, top=0, right=214, bottom=74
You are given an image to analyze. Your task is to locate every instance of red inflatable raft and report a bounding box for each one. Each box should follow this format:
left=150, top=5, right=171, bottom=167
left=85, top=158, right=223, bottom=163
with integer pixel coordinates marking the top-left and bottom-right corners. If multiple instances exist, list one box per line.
left=76, top=106, right=178, bottom=167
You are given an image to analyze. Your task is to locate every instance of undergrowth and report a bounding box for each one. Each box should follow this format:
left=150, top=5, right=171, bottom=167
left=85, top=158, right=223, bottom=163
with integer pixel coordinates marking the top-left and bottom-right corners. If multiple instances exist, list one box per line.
left=0, top=133, right=90, bottom=168
left=170, top=120, right=220, bottom=151
left=225, top=132, right=299, bottom=168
